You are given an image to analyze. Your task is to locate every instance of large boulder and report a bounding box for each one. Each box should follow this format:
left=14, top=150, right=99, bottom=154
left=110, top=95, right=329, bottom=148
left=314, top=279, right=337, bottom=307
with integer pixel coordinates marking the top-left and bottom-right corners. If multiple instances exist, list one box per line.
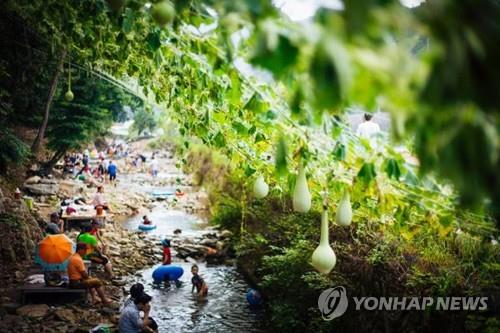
left=24, top=176, right=41, bottom=184
left=219, top=230, right=233, bottom=239
left=16, top=304, right=50, bottom=318
left=58, top=180, right=83, bottom=197
left=23, top=183, right=59, bottom=196
left=39, top=178, right=58, bottom=185
left=54, top=308, right=78, bottom=323
left=199, top=238, right=218, bottom=248
left=175, top=244, right=210, bottom=258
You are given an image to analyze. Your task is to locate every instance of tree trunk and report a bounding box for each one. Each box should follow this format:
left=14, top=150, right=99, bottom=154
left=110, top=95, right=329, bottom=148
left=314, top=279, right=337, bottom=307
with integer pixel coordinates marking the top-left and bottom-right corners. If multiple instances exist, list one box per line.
left=31, top=47, right=67, bottom=154
left=43, top=147, right=67, bottom=174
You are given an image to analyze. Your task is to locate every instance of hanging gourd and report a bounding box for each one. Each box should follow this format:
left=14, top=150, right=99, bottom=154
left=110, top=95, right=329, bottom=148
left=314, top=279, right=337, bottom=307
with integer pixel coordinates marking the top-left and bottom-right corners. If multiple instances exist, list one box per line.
left=293, top=164, right=311, bottom=213
left=253, top=175, right=269, bottom=199
left=64, top=60, right=74, bottom=102
left=311, top=202, right=336, bottom=274
left=151, top=1, right=176, bottom=26
left=335, top=189, right=352, bottom=226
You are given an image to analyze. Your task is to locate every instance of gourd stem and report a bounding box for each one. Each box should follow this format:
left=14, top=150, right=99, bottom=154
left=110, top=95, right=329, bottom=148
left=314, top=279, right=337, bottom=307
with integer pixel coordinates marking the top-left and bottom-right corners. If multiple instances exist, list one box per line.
left=320, top=210, right=329, bottom=245
left=68, top=56, right=71, bottom=90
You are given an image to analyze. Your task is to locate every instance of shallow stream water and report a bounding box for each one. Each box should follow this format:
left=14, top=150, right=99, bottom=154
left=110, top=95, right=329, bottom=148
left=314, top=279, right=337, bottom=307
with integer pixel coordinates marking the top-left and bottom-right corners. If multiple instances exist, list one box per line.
left=119, top=160, right=266, bottom=332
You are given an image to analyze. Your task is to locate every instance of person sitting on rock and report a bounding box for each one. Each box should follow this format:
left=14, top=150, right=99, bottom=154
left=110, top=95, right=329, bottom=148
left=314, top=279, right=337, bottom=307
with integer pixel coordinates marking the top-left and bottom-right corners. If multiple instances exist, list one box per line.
left=119, top=293, right=156, bottom=333
left=191, top=264, right=208, bottom=297
left=92, top=186, right=110, bottom=211
left=68, top=243, right=112, bottom=306
left=77, top=224, right=114, bottom=280
left=45, top=212, right=64, bottom=235
left=90, top=218, right=106, bottom=254
left=142, top=215, right=152, bottom=225
left=161, top=239, right=171, bottom=265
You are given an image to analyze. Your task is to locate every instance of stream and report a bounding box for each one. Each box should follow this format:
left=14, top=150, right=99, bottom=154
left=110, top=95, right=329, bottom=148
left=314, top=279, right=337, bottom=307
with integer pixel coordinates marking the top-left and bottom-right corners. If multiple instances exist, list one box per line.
left=117, top=158, right=266, bottom=332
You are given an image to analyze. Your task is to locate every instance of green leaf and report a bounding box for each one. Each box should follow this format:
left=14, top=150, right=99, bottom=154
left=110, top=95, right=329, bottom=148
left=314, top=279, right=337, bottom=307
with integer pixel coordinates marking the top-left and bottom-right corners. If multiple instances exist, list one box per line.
left=357, top=162, right=376, bottom=184
left=384, top=158, right=402, bottom=180
left=265, top=110, right=277, bottom=120
left=146, top=30, right=162, bottom=52
left=251, top=30, right=299, bottom=78
left=255, top=132, right=266, bottom=143
left=228, top=70, right=241, bottom=106
left=290, top=84, right=305, bottom=118
left=404, top=169, right=419, bottom=186
left=333, top=142, right=346, bottom=161
left=275, top=136, right=288, bottom=177
left=309, top=38, right=351, bottom=111
left=244, top=165, right=256, bottom=177
left=204, top=109, right=210, bottom=125
left=213, top=131, right=226, bottom=148
left=122, top=8, right=134, bottom=34
left=248, top=125, right=257, bottom=135
left=244, top=92, right=267, bottom=114
left=232, top=121, right=248, bottom=135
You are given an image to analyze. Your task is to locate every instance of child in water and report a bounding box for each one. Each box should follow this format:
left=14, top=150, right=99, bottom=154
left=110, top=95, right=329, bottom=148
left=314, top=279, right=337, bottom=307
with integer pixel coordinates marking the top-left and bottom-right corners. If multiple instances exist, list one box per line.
left=161, top=239, right=171, bottom=265
left=143, top=215, right=152, bottom=225
left=191, top=264, right=208, bottom=297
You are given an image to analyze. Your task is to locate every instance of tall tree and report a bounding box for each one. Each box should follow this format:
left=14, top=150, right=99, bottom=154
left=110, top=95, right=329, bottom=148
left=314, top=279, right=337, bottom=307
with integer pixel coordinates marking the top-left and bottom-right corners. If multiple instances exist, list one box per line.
left=44, top=75, right=132, bottom=170
left=31, top=48, right=67, bottom=154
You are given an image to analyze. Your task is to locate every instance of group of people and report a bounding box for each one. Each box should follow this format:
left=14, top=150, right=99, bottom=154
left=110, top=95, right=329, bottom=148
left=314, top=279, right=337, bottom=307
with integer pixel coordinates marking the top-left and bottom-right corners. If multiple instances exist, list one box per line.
left=129, top=151, right=159, bottom=179
left=41, top=183, right=116, bottom=305
left=63, top=148, right=120, bottom=185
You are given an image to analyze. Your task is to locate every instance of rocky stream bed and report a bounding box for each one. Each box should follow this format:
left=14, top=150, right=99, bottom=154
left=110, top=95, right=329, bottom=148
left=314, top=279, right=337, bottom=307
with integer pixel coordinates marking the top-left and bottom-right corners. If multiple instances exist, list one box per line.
left=0, top=147, right=264, bottom=332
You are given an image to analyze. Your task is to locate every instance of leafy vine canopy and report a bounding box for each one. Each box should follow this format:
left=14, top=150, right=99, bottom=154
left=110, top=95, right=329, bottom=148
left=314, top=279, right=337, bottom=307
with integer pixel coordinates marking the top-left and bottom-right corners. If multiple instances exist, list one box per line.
left=6, top=0, right=500, bottom=225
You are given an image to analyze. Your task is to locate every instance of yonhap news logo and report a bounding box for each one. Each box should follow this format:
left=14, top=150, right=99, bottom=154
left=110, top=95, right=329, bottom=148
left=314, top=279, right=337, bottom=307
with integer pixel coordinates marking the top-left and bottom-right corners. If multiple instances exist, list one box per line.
left=318, top=286, right=488, bottom=320
left=318, top=286, right=348, bottom=320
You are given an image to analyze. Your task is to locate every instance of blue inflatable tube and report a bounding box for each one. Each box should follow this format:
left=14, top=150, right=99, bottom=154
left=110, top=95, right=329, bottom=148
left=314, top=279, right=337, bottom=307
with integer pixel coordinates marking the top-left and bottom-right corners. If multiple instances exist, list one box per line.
left=151, top=190, right=175, bottom=197
left=138, top=223, right=157, bottom=231
left=153, top=265, right=184, bottom=283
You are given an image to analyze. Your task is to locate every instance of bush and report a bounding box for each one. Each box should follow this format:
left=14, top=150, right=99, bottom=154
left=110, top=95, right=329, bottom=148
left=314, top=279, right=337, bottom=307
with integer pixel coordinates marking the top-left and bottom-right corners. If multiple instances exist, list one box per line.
left=0, top=128, right=29, bottom=174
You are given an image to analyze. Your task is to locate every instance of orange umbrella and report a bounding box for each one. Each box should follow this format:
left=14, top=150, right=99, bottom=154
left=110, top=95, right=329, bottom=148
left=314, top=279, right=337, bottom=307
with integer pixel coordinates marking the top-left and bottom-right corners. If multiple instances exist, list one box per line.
left=35, top=234, right=75, bottom=270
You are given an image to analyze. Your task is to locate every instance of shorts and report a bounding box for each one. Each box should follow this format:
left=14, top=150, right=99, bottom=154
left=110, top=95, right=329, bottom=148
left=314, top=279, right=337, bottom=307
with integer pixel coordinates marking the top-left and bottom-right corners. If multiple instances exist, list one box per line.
left=87, top=251, right=109, bottom=265
left=109, top=173, right=116, bottom=181
left=69, top=278, right=103, bottom=289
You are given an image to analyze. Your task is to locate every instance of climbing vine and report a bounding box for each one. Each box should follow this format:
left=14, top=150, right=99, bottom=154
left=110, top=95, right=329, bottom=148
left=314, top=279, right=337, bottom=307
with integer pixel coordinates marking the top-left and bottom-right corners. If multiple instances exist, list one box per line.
left=4, top=0, right=499, bottom=231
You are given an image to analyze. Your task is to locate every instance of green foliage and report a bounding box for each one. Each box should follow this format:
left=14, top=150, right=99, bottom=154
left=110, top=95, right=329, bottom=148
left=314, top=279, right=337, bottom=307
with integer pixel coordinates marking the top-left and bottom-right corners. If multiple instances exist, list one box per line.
left=47, top=76, right=125, bottom=154
left=210, top=196, right=242, bottom=232
left=131, top=106, right=157, bottom=136
left=275, top=136, right=288, bottom=177
left=1, top=0, right=500, bottom=328
left=0, top=128, right=29, bottom=174
left=356, top=162, right=377, bottom=184
left=3, top=0, right=499, bottom=222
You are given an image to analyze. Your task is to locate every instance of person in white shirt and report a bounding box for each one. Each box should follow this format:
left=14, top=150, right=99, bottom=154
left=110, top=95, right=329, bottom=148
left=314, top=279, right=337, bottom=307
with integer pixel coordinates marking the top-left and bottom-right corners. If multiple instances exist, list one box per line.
left=92, top=186, right=109, bottom=211
left=150, top=157, right=158, bottom=178
left=356, top=113, right=381, bottom=139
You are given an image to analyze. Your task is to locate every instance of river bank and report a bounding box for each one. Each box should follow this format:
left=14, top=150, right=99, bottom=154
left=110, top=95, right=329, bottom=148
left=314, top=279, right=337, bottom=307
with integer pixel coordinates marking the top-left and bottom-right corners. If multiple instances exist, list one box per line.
left=0, top=139, right=261, bottom=332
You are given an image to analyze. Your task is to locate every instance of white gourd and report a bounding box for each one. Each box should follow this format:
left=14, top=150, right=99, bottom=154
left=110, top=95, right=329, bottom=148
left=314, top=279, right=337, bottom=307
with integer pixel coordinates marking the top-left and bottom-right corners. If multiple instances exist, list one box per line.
left=335, top=190, right=352, bottom=226
left=293, top=165, right=311, bottom=213
left=311, top=206, right=336, bottom=274
left=253, top=175, right=269, bottom=199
